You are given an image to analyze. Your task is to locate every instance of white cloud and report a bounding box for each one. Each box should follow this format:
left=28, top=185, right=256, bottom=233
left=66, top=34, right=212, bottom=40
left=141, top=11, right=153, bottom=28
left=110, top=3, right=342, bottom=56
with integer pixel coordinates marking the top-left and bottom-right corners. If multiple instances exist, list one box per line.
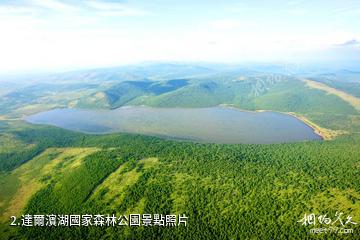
left=29, top=0, right=79, bottom=12
left=209, top=19, right=242, bottom=30
left=334, top=39, right=360, bottom=47
left=86, top=1, right=128, bottom=11
left=86, top=0, right=150, bottom=16
left=0, top=0, right=150, bottom=18
left=0, top=1, right=358, bottom=73
left=0, top=5, right=35, bottom=15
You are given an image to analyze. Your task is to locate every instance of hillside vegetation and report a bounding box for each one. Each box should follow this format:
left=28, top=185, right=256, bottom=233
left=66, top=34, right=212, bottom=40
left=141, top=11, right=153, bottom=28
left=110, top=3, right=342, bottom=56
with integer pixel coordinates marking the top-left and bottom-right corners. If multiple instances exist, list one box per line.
left=0, top=126, right=359, bottom=239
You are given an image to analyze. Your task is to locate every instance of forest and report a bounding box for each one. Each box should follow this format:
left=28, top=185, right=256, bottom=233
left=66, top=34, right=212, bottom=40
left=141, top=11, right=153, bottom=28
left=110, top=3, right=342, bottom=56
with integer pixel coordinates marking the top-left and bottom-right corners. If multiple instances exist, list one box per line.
left=0, top=123, right=359, bottom=239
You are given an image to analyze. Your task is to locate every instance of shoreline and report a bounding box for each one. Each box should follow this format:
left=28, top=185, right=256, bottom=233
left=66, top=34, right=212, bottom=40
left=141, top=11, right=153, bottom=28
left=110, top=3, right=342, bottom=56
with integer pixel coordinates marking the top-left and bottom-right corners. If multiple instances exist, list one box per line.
left=285, top=112, right=346, bottom=140
left=218, top=104, right=343, bottom=140
left=287, top=112, right=326, bottom=140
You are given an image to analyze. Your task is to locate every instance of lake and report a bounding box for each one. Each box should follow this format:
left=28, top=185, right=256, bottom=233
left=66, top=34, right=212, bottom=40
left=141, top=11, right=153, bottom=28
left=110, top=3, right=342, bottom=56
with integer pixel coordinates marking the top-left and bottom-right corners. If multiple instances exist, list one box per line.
left=25, top=106, right=322, bottom=144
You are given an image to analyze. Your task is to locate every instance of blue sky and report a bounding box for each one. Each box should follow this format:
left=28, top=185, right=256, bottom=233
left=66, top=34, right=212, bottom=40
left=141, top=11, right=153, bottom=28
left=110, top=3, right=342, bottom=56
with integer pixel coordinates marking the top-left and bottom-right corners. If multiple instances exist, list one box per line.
left=0, top=0, right=359, bottom=73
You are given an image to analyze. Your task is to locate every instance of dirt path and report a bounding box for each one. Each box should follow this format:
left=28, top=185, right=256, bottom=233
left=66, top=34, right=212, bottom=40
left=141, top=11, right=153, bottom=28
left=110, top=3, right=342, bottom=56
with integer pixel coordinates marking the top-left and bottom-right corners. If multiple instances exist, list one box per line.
left=303, top=79, right=360, bottom=112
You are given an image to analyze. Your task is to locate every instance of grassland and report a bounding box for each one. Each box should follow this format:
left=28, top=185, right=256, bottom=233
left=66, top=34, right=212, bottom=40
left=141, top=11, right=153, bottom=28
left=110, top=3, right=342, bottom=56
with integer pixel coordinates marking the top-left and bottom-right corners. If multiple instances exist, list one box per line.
left=0, top=147, right=99, bottom=222
left=88, top=158, right=159, bottom=213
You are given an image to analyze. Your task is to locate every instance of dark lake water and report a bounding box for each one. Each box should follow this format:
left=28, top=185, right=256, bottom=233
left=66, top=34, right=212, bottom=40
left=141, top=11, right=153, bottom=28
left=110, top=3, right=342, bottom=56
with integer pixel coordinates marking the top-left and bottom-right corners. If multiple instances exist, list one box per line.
left=25, top=106, right=322, bottom=144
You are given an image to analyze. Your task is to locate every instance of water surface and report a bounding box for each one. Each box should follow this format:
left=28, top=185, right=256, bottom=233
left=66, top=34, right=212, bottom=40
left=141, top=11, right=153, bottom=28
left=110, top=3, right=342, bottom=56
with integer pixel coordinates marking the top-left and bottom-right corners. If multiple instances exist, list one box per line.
left=25, top=106, right=322, bottom=144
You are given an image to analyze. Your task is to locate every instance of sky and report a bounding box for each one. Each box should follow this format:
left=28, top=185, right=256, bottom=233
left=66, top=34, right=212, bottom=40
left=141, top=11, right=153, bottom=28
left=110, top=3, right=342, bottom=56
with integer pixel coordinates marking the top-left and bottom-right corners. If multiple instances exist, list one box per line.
left=0, top=0, right=359, bottom=73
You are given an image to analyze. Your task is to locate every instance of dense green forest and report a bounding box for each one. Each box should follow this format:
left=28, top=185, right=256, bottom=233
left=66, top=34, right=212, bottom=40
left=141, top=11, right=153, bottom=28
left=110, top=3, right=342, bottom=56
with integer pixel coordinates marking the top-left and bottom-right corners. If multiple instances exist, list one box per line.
left=0, top=123, right=359, bottom=239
